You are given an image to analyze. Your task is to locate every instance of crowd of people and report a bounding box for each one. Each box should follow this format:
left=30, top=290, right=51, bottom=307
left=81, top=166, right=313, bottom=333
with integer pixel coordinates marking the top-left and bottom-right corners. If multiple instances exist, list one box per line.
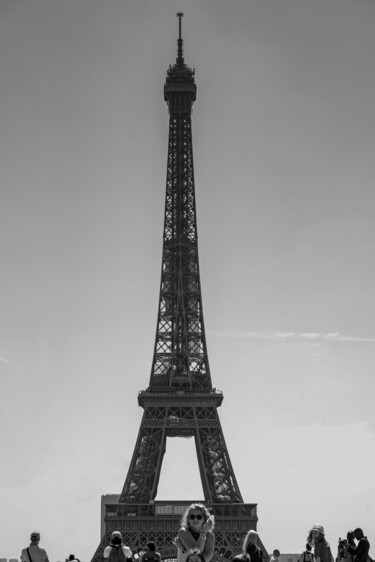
left=20, top=506, right=371, bottom=562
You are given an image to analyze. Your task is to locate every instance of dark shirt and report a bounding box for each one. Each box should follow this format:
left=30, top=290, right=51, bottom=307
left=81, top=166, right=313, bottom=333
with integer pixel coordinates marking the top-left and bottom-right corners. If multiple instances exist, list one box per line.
left=347, top=537, right=370, bottom=562
left=300, top=551, right=315, bottom=562
left=232, top=545, right=263, bottom=562
left=141, top=553, right=161, bottom=562
left=314, top=538, right=332, bottom=562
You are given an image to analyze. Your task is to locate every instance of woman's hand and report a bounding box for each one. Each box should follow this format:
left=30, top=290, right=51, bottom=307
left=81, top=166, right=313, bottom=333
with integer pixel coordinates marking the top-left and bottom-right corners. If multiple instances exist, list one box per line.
left=201, top=516, right=214, bottom=534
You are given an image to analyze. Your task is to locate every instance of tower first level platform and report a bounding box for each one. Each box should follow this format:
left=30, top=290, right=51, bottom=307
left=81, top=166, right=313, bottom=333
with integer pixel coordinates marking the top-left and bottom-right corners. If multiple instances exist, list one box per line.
left=120, top=391, right=242, bottom=506
left=103, top=500, right=259, bottom=561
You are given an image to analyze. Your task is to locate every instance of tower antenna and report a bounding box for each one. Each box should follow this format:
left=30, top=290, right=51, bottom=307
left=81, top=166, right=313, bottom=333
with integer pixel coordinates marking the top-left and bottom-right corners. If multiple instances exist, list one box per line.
left=176, top=11, right=184, bottom=65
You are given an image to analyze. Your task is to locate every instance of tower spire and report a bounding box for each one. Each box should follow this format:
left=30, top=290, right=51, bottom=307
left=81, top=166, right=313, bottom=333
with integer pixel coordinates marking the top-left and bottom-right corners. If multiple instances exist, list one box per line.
left=176, top=11, right=184, bottom=66
left=90, top=17, right=267, bottom=562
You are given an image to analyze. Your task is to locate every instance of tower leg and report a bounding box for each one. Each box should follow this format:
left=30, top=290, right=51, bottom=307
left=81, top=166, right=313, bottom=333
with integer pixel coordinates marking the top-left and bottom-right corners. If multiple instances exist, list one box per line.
left=120, top=410, right=167, bottom=504
left=195, top=408, right=243, bottom=504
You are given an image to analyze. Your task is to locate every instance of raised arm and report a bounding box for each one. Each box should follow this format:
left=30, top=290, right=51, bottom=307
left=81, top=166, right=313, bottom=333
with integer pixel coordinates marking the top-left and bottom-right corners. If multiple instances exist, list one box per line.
left=178, top=528, right=215, bottom=562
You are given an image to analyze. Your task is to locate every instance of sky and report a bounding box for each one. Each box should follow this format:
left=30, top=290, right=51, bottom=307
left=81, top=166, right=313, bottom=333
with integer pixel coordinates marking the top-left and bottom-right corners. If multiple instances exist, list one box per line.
left=1, top=0, right=375, bottom=560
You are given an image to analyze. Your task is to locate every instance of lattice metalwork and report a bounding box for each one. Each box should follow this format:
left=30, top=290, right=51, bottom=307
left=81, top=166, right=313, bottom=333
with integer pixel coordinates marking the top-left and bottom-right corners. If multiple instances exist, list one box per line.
left=149, top=16, right=211, bottom=394
left=93, top=529, right=250, bottom=562
left=91, top=14, right=266, bottom=562
left=91, top=502, right=261, bottom=562
left=119, top=400, right=243, bottom=504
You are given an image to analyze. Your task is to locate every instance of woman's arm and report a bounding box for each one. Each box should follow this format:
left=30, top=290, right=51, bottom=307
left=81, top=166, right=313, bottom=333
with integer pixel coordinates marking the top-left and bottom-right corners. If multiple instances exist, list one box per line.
left=201, top=532, right=215, bottom=562
left=178, top=528, right=199, bottom=550
left=178, top=528, right=215, bottom=559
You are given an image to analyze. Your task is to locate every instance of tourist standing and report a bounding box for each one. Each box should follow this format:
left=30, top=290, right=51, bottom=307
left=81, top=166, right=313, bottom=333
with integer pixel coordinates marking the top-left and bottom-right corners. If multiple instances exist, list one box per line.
left=67, top=555, right=81, bottom=562
left=336, top=532, right=356, bottom=562
left=21, top=532, right=49, bottom=562
left=104, top=531, right=133, bottom=562
left=270, top=550, right=280, bottom=562
left=232, top=530, right=263, bottom=562
left=299, top=543, right=315, bottom=562
left=347, top=528, right=370, bottom=562
left=141, top=542, right=161, bottom=562
left=307, top=525, right=333, bottom=562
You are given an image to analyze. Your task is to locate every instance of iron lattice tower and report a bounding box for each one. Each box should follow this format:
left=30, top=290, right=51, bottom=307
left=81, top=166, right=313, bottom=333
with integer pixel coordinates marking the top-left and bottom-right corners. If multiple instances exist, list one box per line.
left=92, top=14, right=264, bottom=562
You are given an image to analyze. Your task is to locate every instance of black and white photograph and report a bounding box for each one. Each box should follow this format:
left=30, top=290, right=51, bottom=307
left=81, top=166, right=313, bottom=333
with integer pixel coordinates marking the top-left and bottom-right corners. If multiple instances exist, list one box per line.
left=1, top=2, right=374, bottom=562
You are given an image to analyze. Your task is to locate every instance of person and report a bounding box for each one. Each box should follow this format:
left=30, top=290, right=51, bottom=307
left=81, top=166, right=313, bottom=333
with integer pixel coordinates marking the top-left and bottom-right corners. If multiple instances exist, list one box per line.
left=299, top=543, right=315, bottom=562
left=141, top=542, right=161, bottom=562
left=104, top=531, right=133, bottom=562
left=307, top=525, right=333, bottom=562
left=270, top=550, right=280, bottom=562
left=232, top=530, right=263, bottom=562
left=337, top=532, right=356, bottom=562
left=21, top=532, right=49, bottom=562
left=175, top=503, right=215, bottom=562
left=347, top=528, right=370, bottom=562
left=68, top=555, right=81, bottom=562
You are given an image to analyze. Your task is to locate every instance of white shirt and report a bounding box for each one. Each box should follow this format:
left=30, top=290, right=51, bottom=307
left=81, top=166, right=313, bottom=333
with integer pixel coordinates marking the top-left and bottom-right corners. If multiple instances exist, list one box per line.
left=104, top=546, right=133, bottom=559
left=21, top=545, right=49, bottom=562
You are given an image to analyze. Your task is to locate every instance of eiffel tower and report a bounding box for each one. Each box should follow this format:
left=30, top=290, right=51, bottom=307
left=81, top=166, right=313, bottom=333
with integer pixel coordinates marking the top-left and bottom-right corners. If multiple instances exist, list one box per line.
left=92, top=14, right=265, bottom=562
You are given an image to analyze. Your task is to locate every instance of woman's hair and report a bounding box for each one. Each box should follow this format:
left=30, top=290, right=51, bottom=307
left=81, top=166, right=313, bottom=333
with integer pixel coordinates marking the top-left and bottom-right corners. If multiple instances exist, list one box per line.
left=242, top=530, right=259, bottom=555
left=180, top=503, right=211, bottom=529
left=307, top=530, right=324, bottom=547
left=147, top=542, right=156, bottom=552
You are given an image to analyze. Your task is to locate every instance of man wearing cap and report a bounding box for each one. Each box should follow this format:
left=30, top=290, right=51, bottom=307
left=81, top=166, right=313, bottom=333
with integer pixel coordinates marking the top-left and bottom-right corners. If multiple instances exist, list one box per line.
left=21, top=533, right=49, bottom=562
left=308, top=525, right=333, bottom=562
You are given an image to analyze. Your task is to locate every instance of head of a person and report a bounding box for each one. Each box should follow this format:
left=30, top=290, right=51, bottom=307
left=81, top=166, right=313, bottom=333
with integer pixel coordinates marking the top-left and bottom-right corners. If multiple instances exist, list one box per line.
left=309, top=525, right=325, bottom=544
left=273, top=550, right=280, bottom=558
left=68, top=556, right=75, bottom=561
left=30, top=533, right=40, bottom=545
left=147, top=542, right=156, bottom=552
left=306, top=544, right=311, bottom=552
left=347, top=531, right=355, bottom=543
left=354, top=529, right=364, bottom=541
left=243, top=530, right=259, bottom=554
left=181, top=503, right=210, bottom=533
left=110, top=531, right=123, bottom=547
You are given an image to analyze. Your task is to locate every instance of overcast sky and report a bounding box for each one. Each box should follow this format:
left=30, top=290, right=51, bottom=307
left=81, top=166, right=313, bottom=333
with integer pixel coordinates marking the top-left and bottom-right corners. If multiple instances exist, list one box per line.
left=1, top=1, right=375, bottom=561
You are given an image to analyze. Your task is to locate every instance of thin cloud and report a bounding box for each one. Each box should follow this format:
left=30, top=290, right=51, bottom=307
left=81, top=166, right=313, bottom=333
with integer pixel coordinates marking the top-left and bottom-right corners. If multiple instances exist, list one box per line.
left=209, top=331, right=375, bottom=343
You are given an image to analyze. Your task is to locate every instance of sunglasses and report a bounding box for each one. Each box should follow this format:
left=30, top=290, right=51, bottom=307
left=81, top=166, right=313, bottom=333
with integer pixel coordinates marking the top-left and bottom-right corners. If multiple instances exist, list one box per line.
left=189, top=514, right=203, bottom=520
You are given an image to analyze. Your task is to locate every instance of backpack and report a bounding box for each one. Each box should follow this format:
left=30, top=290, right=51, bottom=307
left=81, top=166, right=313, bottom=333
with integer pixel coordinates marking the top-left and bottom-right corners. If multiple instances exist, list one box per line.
left=109, top=547, right=128, bottom=562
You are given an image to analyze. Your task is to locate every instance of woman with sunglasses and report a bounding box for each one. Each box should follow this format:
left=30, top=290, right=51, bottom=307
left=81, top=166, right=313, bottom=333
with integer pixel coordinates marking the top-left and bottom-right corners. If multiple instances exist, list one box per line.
left=175, top=503, right=215, bottom=562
